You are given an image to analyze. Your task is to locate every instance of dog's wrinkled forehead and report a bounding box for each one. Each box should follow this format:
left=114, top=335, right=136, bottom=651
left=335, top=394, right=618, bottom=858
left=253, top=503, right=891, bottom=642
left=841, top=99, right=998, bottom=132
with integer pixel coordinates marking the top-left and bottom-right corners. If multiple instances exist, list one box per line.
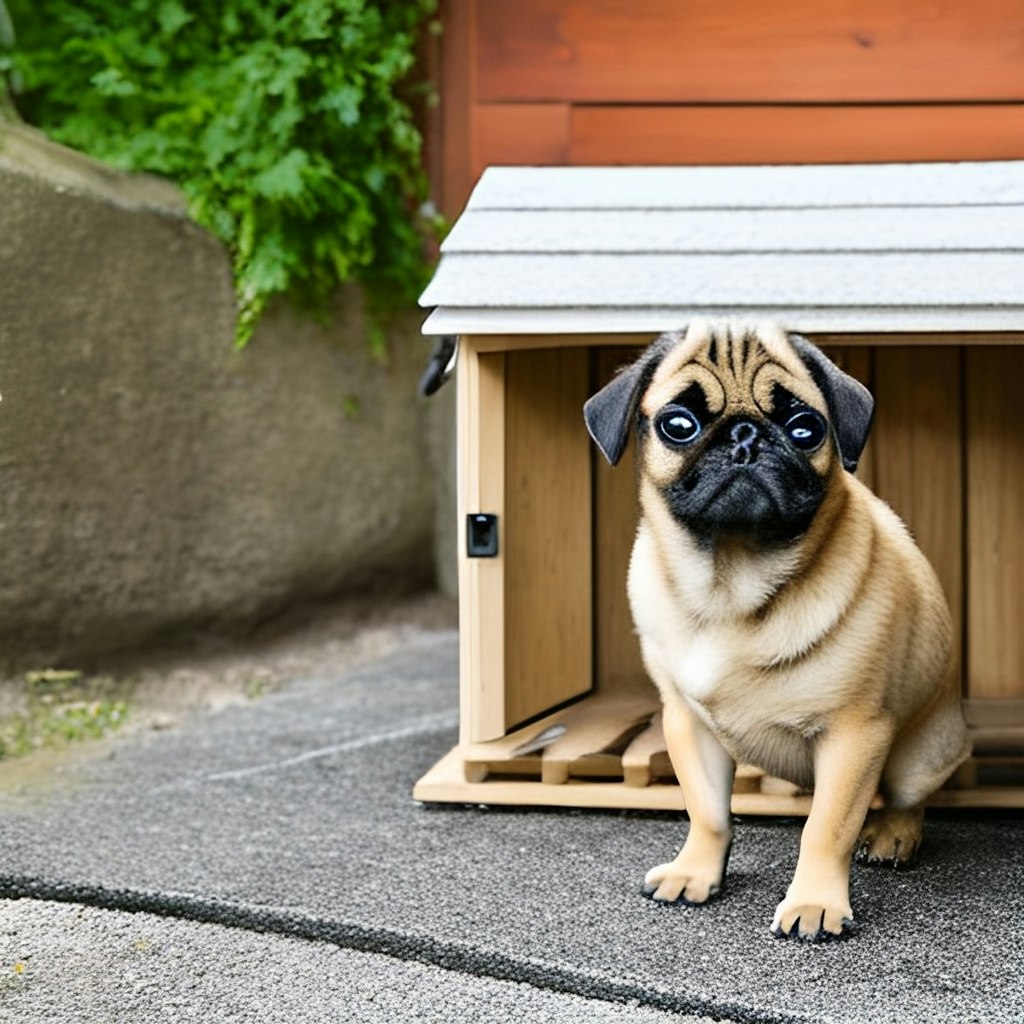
left=641, top=321, right=824, bottom=418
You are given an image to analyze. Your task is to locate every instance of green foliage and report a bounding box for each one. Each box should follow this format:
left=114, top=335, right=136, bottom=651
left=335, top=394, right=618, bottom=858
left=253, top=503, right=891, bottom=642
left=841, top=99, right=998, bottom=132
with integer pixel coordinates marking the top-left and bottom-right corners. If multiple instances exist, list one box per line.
left=0, top=670, right=129, bottom=759
left=5, top=0, right=438, bottom=343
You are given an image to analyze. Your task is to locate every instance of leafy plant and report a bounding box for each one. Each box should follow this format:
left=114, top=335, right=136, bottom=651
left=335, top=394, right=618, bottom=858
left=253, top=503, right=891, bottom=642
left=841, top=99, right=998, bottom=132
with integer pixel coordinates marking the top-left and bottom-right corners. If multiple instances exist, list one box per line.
left=0, top=0, right=17, bottom=116
left=4, top=0, right=438, bottom=343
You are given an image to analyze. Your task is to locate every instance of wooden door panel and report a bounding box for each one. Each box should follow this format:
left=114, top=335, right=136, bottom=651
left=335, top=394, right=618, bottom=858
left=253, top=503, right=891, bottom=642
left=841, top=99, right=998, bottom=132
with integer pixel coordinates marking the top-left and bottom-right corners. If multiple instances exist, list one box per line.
left=504, top=348, right=594, bottom=728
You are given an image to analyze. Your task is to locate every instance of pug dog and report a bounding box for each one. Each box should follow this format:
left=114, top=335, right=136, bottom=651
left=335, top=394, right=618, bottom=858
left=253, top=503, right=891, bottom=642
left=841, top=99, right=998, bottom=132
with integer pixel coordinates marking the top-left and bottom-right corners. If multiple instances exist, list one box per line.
left=584, top=320, right=970, bottom=940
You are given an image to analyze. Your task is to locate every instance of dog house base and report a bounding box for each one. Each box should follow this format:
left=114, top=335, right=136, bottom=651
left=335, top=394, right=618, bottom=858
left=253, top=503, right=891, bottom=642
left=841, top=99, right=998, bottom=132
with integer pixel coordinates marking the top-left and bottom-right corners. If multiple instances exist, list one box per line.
left=414, top=691, right=1024, bottom=813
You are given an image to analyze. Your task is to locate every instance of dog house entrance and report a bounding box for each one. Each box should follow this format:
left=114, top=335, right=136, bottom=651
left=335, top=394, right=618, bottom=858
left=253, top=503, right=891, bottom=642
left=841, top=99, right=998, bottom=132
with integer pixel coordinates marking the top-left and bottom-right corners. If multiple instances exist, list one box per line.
left=413, top=336, right=1024, bottom=812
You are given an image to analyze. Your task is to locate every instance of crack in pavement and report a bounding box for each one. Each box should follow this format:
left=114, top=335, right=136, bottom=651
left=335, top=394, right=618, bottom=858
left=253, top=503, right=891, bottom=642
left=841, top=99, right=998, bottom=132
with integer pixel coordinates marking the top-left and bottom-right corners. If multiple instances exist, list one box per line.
left=0, top=875, right=801, bottom=1024
left=202, top=712, right=460, bottom=783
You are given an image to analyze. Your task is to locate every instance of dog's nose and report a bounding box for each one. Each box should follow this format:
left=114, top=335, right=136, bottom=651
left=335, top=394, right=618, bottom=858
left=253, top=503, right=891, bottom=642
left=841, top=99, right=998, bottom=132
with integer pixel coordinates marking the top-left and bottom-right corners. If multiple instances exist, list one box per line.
left=729, top=420, right=760, bottom=464
left=731, top=421, right=758, bottom=445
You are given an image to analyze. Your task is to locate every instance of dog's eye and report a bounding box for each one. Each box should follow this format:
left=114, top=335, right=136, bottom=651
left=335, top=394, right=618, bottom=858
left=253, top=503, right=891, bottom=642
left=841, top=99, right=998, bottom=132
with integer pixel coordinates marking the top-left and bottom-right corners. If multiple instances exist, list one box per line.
left=656, top=405, right=702, bottom=446
left=784, top=410, right=827, bottom=452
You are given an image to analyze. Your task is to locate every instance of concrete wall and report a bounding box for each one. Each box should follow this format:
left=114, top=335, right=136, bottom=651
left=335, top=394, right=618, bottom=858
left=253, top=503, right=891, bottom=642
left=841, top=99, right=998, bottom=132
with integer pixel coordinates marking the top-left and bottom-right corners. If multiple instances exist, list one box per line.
left=0, top=122, right=452, bottom=670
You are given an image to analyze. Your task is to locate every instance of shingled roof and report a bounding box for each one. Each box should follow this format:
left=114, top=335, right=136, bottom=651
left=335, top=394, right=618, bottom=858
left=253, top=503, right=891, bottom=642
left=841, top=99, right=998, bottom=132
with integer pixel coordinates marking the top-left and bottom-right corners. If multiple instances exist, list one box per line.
left=419, top=162, right=1024, bottom=335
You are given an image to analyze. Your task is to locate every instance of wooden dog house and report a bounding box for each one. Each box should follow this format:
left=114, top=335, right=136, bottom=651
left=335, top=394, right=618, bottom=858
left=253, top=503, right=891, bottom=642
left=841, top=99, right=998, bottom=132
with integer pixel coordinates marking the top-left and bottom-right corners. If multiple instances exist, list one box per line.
left=415, top=161, right=1024, bottom=813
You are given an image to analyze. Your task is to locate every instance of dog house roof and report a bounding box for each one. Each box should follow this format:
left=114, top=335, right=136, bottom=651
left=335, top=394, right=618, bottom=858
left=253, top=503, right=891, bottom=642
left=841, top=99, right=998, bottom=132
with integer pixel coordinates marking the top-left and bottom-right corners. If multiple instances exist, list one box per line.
left=418, top=162, right=1024, bottom=335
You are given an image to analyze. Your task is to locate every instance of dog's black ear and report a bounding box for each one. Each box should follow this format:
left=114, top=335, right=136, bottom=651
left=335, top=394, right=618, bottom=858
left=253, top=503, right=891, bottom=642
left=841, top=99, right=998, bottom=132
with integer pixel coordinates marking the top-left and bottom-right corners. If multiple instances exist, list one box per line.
left=584, top=333, right=677, bottom=466
left=789, top=335, right=875, bottom=473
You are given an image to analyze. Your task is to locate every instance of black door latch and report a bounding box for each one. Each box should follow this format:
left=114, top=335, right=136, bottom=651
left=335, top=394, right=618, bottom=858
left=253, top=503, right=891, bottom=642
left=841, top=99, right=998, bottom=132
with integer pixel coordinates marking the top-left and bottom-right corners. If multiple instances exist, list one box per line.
left=466, top=513, right=498, bottom=557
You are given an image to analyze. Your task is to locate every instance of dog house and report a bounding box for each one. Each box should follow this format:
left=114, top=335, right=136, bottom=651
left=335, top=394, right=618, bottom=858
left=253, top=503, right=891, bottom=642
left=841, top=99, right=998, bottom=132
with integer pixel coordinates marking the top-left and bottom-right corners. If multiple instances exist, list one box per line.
left=415, top=162, right=1024, bottom=813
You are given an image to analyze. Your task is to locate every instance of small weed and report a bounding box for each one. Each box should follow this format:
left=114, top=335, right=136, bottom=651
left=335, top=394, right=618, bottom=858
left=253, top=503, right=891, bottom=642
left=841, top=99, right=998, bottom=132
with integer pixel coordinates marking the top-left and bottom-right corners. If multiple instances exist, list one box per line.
left=25, top=669, right=83, bottom=687
left=3, top=960, right=27, bottom=994
left=245, top=676, right=270, bottom=700
left=0, top=670, right=131, bottom=760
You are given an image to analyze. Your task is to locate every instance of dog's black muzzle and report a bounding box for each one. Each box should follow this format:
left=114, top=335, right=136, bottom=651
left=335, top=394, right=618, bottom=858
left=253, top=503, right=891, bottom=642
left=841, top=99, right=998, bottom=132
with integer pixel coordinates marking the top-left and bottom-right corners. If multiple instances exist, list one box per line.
left=663, top=417, right=826, bottom=545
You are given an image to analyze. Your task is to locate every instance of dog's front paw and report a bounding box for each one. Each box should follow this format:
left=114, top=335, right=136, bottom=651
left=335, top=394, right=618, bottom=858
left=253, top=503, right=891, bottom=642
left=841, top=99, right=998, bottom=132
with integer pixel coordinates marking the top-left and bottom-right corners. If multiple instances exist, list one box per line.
left=642, top=855, right=723, bottom=905
left=770, top=886, right=854, bottom=941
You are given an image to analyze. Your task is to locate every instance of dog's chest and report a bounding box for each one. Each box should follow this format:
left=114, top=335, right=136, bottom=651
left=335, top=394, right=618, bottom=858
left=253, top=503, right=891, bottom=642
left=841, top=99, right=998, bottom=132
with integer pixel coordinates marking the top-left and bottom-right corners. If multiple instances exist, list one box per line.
left=630, top=525, right=766, bottom=698
left=673, top=632, right=731, bottom=702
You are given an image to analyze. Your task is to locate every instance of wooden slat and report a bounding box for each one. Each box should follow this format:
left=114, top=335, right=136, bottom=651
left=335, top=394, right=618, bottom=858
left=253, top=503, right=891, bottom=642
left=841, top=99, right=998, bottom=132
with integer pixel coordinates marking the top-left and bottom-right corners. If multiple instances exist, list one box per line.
left=926, top=788, right=1024, bottom=809
left=415, top=745, right=689, bottom=810
left=593, top=348, right=648, bottom=693
left=472, top=104, right=569, bottom=175
left=462, top=332, right=658, bottom=354
left=538, top=693, right=658, bottom=784
left=569, top=105, right=1024, bottom=166
left=420, top=690, right=1024, bottom=809
left=967, top=348, right=1024, bottom=699
left=418, top=2, right=443, bottom=232
left=461, top=690, right=659, bottom=783
left=872, top=348, right=964, bottom=693
left=963, top=699, right=1024, bottom=730
left=464, top=164, right=1024, bottom=212
left=423, top=308, right=1024, bottom=337
left=477, top=0, right=1024, bottom=103
left=815, top=333, right=1024, bottom=349
left=421, top=253, right=1024, bottom=310
left=621, top=711, right=668, bottom=788
left=438, top=0, right=477, bottom=217
left=442, top=206, right=1024, bottom=255
left=504, top=348, right=594, bottom=728
left=819, top=347, right=876, bottom=491
left=457, top=341, right=506, bottom=742
left=418, top=742, right=1024, bottom=810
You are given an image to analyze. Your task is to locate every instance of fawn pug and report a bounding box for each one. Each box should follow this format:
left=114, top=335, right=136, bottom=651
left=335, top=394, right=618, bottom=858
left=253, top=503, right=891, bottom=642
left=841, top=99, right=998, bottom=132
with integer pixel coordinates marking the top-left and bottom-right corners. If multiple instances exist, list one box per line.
left=584, top=321, right=969, bottom=940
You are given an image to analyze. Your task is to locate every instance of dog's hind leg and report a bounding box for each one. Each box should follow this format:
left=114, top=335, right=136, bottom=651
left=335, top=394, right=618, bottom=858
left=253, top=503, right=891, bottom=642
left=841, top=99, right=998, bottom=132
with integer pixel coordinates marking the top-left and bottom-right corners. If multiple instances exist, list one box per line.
left=855, top=805, right=925, bottom=867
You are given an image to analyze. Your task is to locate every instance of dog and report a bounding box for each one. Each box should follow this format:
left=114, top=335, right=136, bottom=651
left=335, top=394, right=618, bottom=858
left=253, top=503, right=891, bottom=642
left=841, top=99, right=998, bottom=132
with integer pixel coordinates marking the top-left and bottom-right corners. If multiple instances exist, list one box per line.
left=583, top=320, right=970, bottom=940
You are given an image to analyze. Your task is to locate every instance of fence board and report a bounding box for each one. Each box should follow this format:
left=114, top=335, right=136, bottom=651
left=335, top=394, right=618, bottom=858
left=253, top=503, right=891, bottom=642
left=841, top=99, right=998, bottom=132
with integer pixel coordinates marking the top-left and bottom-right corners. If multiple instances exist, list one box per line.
left=474, top=104, right=569, bottom=174
left=569, top=105, right=1024, bottom=166
left=477, top=0, right=1024, bottom=103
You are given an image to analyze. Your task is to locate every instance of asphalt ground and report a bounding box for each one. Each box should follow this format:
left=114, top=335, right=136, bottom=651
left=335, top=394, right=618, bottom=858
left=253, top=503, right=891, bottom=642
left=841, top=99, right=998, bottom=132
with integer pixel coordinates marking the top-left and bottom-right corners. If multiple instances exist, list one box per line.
left=0, top=898, right=706, bottom=1024
left=0, top=627, right=1021, bottom=1022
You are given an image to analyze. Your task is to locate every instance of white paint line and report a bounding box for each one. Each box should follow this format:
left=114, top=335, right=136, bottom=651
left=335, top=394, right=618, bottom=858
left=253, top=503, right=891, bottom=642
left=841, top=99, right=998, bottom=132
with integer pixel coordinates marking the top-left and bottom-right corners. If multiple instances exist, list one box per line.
left=204, top=711, right=459, bottom=783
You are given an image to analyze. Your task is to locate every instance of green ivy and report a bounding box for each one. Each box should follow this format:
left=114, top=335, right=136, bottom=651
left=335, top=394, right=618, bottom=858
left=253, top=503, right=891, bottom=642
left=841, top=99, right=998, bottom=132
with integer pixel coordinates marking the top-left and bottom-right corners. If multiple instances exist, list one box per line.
left=4, top=0, right=438, bottom=343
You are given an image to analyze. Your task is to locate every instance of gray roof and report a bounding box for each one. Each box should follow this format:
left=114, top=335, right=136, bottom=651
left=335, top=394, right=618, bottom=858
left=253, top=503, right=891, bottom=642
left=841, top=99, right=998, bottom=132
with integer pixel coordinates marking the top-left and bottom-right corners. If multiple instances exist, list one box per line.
left=419, top=162, right=1024, bottom=335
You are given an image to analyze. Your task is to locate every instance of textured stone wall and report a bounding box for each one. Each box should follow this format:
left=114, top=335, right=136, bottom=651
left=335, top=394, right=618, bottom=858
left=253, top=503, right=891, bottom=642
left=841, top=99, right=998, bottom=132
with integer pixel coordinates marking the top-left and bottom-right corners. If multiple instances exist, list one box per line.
left=0, top=122, right=447, bottom=669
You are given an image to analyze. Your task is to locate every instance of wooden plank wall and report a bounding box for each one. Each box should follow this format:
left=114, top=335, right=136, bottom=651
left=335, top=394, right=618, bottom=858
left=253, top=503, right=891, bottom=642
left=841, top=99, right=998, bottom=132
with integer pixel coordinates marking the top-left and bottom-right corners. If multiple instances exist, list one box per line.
left=590, top=343, right=1024, bottom=710
left=434, top=0, right=1024, bottom=216
left=967, top=348, right=1024, bottom=700
left=869, top=348, right=965, bottom=695
left=592, top=349, right=647, bottom=694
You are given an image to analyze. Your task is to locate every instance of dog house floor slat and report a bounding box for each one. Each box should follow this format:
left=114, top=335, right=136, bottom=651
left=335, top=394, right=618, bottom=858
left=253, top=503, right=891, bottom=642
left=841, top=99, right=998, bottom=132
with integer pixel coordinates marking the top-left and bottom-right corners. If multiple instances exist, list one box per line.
left=461, top=691, right=659, bottom=784
left=415, top=694, right=1024, bottom=812
left=415, top=747, right=821, bottom=813
left=449, top=690, right=814, bottom=804
left=414, top=745, right=1024, bottom=812
left=621, top=710, right=666, bottom=787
